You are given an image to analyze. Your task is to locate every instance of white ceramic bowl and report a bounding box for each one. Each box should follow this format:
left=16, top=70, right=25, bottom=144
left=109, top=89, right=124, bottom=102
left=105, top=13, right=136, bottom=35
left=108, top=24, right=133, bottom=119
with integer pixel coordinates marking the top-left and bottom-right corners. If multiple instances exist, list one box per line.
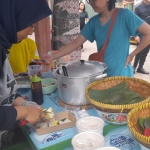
left=98, top=147, right=120, bottom=150
left=76, top=116, right=104, bottom=134
left=96, top=109, right=127, bottom=125
left=72, top=131, right=104, bottom=150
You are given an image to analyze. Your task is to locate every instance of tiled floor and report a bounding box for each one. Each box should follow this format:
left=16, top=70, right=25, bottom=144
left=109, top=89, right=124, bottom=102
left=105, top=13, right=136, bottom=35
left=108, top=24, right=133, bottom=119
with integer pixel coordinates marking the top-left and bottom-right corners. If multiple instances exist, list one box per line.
left=81, top=41, right=150, bottom=83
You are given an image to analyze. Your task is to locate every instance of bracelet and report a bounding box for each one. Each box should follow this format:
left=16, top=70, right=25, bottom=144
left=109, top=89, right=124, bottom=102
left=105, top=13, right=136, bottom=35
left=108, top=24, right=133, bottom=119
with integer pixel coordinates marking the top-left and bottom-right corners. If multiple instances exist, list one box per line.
left=21, top=101, right=29, bottom=106
left=22, top=101, right=37, bottom=106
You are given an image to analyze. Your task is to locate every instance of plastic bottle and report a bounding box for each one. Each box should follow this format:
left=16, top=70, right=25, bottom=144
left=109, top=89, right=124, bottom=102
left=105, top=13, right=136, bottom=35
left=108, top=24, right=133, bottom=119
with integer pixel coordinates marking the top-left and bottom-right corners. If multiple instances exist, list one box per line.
left=30, top=75, right=43, bottom=105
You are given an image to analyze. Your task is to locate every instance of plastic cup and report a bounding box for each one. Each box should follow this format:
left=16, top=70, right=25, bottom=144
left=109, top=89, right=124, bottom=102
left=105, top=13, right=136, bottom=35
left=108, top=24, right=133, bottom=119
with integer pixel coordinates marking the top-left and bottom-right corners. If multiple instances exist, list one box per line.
left=76, top=116, right=104, bottom=134
left=72, top=131, right=104, bottom=150
left=27, top=65, right=42, bottom=77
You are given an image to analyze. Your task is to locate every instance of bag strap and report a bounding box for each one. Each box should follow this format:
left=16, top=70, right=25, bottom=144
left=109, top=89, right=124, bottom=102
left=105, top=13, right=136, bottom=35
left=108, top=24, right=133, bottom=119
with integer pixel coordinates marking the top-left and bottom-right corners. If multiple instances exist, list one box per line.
left=98, top=8, right=119, bottom=62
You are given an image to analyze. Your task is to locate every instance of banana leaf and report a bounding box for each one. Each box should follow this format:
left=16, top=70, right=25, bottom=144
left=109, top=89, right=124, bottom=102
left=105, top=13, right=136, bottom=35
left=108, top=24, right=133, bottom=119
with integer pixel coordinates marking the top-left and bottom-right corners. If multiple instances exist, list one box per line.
left=89, top=81, right=144, bottom=105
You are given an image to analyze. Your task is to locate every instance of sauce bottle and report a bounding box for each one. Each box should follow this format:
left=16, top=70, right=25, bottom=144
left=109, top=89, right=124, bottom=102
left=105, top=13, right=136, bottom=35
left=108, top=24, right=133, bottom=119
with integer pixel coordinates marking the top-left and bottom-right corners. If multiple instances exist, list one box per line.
left=30, top=75, right=43, bottom=105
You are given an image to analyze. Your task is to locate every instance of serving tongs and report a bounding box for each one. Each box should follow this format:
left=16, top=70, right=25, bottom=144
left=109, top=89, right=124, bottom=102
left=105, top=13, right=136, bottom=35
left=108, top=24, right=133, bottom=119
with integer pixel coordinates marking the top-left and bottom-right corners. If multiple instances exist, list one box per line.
left=62, top=66, right=68, bottom=76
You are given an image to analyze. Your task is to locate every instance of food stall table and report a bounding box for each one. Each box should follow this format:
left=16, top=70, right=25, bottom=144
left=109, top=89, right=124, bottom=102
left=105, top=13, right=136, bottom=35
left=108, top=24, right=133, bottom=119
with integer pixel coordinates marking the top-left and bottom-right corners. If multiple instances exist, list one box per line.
left=18, top=89, right=148, bottom=150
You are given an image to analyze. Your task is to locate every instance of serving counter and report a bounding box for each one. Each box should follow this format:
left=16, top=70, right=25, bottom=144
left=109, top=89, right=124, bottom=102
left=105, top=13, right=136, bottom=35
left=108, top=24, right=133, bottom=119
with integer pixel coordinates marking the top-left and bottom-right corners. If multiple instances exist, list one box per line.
left=17, top=87, right=147, bottom=150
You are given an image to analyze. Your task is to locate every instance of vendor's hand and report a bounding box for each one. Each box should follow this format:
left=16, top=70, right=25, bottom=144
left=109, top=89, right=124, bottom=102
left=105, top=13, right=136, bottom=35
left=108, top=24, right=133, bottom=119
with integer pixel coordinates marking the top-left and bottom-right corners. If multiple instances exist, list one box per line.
left=135, top=36, right=140, bottom=43
left=125, top=54, right=134, bottom=68
left=13, top=97, right=26, bottom=106
left=24, top=106, right=45, bottom=124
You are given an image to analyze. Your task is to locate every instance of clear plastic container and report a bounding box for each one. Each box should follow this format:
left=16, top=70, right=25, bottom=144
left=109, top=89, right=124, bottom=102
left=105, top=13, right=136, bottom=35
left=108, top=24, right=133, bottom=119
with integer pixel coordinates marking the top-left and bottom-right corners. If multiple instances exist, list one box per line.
left=27, top=65, right=42, bottom=77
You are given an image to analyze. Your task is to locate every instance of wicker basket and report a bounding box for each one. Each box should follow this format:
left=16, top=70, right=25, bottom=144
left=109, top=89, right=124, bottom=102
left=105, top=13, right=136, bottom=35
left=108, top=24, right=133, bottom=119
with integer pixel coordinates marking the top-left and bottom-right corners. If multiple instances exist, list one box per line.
left=127, top=102, right=150, bottom=148
left=85, top=76, right=150, bottom=113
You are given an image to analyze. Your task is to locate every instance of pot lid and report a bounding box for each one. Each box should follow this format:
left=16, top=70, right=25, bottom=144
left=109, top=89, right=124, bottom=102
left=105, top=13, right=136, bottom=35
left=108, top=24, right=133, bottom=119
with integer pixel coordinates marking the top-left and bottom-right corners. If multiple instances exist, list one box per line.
left=60, top=60, right=107, bottom=77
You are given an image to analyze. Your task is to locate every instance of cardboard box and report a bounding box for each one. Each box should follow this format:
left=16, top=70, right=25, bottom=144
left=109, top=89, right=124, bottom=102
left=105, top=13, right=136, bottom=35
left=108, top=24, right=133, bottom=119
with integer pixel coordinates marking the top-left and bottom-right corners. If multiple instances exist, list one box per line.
left=35, top=111, right=76, bottom=135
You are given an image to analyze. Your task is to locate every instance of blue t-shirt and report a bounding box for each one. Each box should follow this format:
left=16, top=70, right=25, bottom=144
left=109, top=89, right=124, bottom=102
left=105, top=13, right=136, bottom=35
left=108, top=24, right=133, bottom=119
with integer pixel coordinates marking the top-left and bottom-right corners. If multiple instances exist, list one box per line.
left=81, top=8, right=144, bottom=77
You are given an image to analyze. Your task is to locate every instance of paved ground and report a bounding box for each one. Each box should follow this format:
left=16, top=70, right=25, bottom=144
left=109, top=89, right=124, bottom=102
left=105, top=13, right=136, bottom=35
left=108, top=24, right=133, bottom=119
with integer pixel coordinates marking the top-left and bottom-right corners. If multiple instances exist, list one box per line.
left=81, top=41, right=150, bottom=83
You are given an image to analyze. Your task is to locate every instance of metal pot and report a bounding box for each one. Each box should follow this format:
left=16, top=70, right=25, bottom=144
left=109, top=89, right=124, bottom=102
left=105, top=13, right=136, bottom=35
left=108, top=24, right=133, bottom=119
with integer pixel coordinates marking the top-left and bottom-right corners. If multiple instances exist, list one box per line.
left=56, top=60, right=107, bottom=106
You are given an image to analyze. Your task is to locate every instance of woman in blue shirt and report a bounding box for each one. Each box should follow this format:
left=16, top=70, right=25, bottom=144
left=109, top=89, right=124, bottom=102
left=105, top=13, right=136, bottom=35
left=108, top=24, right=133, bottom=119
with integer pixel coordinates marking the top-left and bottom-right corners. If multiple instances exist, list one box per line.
left=48, top=0, right=150, bottom=77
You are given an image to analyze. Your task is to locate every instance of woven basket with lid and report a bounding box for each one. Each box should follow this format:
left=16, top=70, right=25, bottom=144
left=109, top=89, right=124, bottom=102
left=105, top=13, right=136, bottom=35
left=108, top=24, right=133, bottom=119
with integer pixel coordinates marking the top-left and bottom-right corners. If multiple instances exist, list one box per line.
left=85, top=76, right=150, bottom=113
left=127, top=102, right=150, bottom=148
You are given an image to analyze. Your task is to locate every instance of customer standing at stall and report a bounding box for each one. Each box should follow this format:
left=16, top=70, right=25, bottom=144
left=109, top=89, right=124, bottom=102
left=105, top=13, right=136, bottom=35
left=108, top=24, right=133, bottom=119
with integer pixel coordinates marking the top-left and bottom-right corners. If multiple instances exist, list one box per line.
left=79, top=2, right=89, bottom=51
left=0, top=0, right=52, bottom=148
left=45, top=0, right=150, bottom=77
left=132, top=0, right=150, bottom=74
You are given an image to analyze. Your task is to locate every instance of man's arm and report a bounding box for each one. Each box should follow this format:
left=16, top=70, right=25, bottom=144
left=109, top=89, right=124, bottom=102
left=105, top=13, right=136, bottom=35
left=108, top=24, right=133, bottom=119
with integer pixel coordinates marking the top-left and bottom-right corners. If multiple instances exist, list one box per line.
left=126, top=22, right=150, bottom=66
left=52, top=34, right=87, bottom=60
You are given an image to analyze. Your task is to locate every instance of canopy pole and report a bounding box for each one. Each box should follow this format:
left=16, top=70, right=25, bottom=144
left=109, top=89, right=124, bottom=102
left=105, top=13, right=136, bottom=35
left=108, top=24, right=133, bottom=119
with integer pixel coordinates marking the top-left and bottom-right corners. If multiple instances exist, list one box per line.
left=34, top=0, right=52, bottom=72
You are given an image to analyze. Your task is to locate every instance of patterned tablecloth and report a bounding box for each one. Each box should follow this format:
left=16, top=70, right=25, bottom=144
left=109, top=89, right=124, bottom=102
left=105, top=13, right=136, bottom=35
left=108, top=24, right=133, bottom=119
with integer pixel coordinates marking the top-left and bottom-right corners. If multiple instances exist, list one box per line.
left=18, top=88, right=148, bottom=150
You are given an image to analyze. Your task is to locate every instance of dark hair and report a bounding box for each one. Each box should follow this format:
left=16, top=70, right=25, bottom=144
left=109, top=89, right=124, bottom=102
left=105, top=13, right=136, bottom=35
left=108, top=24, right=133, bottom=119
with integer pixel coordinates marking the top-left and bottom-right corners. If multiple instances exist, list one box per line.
left=108, top=0, right=116, bottom=11
left=79, top=2, right=85, bottom=12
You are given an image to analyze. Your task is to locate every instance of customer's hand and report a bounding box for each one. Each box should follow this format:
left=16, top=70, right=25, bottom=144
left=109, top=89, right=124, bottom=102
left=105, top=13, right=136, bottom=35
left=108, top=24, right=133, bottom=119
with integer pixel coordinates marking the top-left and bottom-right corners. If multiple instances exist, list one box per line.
left=135, top=36, right=140, bottom=43
left=41, top=52, right=53, bottom=63
left=41, top=52, right=55, bottom=72
left=125, top=54, right=134, bottom=68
